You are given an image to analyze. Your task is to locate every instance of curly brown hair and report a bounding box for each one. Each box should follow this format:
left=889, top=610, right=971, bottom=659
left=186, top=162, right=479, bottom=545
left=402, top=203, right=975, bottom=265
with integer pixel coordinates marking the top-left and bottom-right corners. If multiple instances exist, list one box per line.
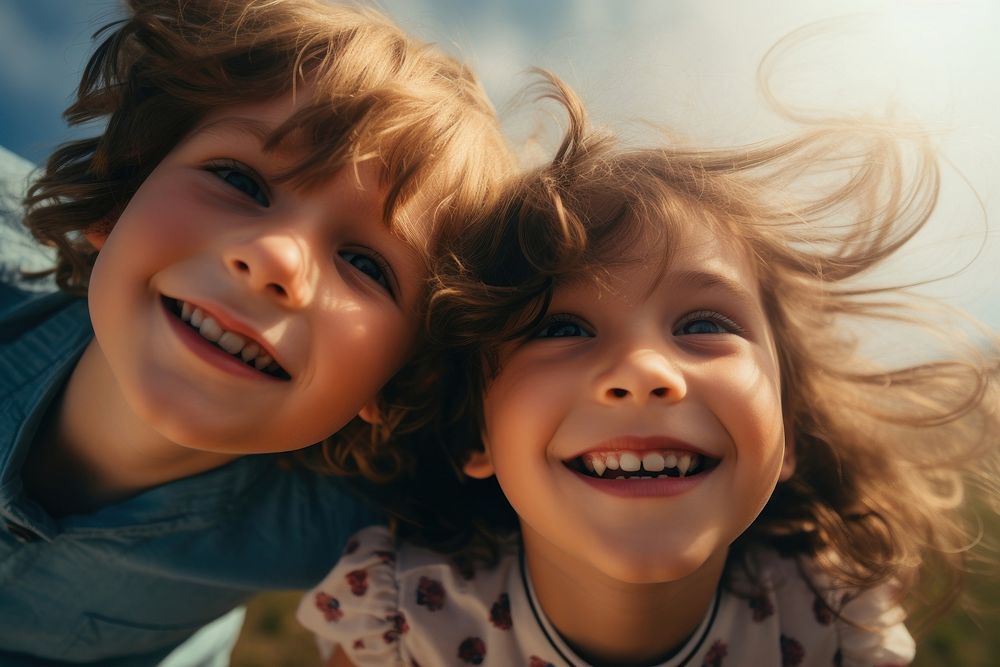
left=21, top=0, right=513, bottom=466
left=344, top=74, right=1000, bottom=622
left=23, top=0, right=511, bottom=289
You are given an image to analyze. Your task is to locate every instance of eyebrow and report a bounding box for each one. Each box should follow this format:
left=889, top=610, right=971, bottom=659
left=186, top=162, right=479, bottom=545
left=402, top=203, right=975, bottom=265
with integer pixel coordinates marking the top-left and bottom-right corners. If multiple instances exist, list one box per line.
left=191, top=115, right=312, bottom=163
left=669, top=269, right=761, bottom=308
left=194, top=116, right=274, bottom=142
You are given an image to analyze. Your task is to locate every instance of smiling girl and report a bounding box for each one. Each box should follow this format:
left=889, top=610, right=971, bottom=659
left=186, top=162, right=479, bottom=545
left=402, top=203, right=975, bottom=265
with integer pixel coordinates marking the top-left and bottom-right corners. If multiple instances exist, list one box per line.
left=298, top=79, right=999, bottom=666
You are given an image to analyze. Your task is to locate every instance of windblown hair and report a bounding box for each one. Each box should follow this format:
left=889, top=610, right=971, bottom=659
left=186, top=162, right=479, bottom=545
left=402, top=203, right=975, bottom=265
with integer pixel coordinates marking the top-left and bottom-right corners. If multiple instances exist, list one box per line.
left=353, top=75, right=1000, bottom=622
left=21, top=0, right=513, bottom=466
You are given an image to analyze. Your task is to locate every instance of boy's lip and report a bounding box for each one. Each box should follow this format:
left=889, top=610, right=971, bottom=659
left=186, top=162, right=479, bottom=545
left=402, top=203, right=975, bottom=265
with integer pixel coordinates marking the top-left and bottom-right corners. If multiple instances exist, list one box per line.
left=565, top=435, right=715, bottom=461
left=160, top=293, right=291, bottom=378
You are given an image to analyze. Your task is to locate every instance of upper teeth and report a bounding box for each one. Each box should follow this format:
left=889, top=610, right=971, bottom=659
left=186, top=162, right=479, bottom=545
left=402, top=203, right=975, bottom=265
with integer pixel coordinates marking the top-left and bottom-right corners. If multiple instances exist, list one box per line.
left=582, top=450, right=703, bottom=478
left=177, top=300, right=275, bottom=370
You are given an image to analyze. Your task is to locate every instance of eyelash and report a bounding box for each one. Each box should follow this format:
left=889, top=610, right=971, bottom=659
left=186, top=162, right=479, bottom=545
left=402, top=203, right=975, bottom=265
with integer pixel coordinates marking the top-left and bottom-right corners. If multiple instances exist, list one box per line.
left=533, top=314, right=594, bottom=339
left=340, top=249, right=396, bottom=297
left=532, top=310, right=743, bottom=339
left=673, top=310, right=744, bottom=336
left=205, top=159, right=270, bottom=206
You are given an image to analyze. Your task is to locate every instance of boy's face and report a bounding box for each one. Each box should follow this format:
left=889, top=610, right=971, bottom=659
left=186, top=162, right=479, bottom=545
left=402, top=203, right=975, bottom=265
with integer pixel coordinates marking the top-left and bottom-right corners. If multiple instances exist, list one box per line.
left=467, top=222, right=794, bottom=585
left=87, top=93, right=427, bottom=453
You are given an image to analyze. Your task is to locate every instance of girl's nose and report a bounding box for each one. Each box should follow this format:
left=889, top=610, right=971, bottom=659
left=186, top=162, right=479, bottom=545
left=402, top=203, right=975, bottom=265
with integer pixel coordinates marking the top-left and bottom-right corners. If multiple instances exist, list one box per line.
left=224, top=233, right=314, bottom=307
left=595, top=347, right=686, bottom=405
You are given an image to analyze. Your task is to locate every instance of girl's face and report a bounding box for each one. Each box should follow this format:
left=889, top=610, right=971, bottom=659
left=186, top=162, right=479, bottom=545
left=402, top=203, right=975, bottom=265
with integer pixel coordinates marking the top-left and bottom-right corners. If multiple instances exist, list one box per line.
left=466, top=221, right=794, bottom=584
left=87, top=92, right=426, bottom=454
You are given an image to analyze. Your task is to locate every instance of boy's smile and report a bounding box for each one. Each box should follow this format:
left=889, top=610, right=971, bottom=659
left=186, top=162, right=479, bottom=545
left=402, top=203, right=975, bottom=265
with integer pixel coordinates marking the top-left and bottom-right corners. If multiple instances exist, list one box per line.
left=86, top=93, right=426, bottom=456
left=161, top=295, right=291, bottom=381
left=467, top=221, right=794, bottom=586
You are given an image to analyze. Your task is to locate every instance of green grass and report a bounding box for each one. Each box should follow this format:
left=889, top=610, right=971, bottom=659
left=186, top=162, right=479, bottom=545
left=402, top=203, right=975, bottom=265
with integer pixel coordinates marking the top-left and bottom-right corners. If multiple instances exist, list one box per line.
left=232, top=591, right=319, bottom=667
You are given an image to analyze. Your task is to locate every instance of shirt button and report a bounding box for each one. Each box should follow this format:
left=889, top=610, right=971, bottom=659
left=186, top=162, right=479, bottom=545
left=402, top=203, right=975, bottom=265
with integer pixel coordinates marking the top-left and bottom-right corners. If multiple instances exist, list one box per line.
left=4, top=521, right=40, bottom=543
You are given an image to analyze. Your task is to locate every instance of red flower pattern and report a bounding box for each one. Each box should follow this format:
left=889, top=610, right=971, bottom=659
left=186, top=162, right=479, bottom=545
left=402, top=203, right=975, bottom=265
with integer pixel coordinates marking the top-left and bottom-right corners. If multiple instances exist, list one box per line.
left=780, top=635, right=805, bottom=666
left=346, top=569, right=368, bottom=596
left=749, top=594, right=774, bottom=622
left=416, top=576, right=446, bottom=611
left=812, top=595, right=834, bottom=625
left=313, top=592, right=343, bottom=622
left=489, top=592, right=513, bottom=630
left=458, top=637, right=486, bottom=664
left=382, top=611, right=408, bottom=643
left=702, top=640, right=728, bottom=667
left=325, top=540, right=905, bottom=667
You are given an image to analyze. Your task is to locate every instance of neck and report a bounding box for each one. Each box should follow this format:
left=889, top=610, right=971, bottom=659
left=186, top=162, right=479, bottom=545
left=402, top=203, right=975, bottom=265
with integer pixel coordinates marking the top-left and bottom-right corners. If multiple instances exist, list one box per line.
left=523, top=526, right=726, bottom=667
left=23, top=339, right=238, bottom=516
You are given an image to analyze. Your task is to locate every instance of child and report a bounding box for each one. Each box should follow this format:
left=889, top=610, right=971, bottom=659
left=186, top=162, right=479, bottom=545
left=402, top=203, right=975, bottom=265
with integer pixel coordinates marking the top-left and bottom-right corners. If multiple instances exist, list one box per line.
left=0, top=0, right=511, bottom=665
left=297, top=79, right=1000, bottom=666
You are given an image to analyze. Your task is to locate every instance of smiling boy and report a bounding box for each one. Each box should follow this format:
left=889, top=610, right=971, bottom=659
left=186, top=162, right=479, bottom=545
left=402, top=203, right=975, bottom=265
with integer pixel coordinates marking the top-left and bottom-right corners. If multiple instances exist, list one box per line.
left=0, top=1, right=510, bottom=665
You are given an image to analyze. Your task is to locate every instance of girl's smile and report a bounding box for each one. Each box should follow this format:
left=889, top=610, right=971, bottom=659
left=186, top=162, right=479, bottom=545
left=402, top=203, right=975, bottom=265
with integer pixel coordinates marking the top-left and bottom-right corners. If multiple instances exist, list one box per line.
left=562, top=435, right=722, bottom=497
left=467, top=221, right=795, bottom=585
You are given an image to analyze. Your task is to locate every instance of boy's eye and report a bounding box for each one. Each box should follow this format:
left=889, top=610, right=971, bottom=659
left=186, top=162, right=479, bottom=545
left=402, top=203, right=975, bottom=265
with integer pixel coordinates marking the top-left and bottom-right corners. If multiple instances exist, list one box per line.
left=340, top=250, right=392, bottom=293
left=674, top=310, right=741, bottom=336
left=534, top=317, right=593, bottom=339
left=209, top=164, right=269, bottom=206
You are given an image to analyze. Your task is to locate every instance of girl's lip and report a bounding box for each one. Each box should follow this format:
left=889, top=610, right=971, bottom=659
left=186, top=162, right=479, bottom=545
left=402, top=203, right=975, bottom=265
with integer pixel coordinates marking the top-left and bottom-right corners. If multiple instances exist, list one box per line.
left=565, top=435, right=715, bottom=461
left=567, top=465, right=713, bottom=498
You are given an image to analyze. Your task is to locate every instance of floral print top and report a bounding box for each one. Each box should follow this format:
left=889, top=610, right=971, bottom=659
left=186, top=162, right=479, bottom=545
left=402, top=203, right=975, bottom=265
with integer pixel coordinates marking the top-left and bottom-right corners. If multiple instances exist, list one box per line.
left=297, top=526, right=914, bottom=667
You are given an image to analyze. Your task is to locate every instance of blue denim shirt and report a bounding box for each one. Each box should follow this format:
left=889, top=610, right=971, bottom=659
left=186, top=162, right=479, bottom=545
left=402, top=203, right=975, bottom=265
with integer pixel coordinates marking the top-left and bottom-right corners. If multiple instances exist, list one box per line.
left=0, top=147, right=382, bottom=665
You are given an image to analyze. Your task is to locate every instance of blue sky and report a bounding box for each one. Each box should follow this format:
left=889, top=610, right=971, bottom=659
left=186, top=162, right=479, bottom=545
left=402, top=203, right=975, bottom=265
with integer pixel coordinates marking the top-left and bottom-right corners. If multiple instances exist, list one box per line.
left=2, top=0, right=998, bottom=327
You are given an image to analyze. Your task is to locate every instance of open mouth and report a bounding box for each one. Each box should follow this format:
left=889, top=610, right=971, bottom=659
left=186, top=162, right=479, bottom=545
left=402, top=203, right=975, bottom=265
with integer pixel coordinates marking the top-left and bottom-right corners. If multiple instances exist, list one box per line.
left=565, top=449, right=720, bottom=480
left=162, top=296, right=291, bottom=381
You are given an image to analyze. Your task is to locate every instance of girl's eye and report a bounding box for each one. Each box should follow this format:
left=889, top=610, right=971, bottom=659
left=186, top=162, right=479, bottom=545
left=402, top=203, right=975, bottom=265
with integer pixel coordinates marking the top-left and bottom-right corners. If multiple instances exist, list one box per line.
left=340, top=250, right=392, bottom=293
left=534, top=317, right=593, bottom=339
left=209, top=163, right=269, bottom=206
left=674, top=310, right=741, bottom=336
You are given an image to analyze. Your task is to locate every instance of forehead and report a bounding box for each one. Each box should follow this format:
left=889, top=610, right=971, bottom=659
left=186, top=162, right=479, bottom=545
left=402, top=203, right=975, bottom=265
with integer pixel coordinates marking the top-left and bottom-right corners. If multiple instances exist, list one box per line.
left=562, top=209, right=762, bottom=303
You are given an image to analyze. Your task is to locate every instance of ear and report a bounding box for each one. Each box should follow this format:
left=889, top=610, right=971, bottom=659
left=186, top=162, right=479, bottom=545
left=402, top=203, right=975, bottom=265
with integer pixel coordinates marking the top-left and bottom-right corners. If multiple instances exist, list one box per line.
left=357, top=399, right=381, bottom=425
left=83, top=226, right=108, bottom=251
left=463, top=449, right=495, bottom=480
left=778, top=426, right=796, bottom=482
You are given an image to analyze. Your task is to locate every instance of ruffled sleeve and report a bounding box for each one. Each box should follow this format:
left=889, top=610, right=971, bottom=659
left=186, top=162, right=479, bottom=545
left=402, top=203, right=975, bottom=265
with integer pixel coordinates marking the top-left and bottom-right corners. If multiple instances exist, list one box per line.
left=297, top=526, right=407, bottom=667
left=835, top=583, right=915, bottom=667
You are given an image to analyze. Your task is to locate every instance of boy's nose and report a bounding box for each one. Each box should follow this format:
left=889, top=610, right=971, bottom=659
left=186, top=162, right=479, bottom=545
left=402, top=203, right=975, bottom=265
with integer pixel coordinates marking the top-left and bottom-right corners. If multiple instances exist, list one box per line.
left=224, top=234, right=314, bottom=306
left=595, top=347, right=686, bottom=405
